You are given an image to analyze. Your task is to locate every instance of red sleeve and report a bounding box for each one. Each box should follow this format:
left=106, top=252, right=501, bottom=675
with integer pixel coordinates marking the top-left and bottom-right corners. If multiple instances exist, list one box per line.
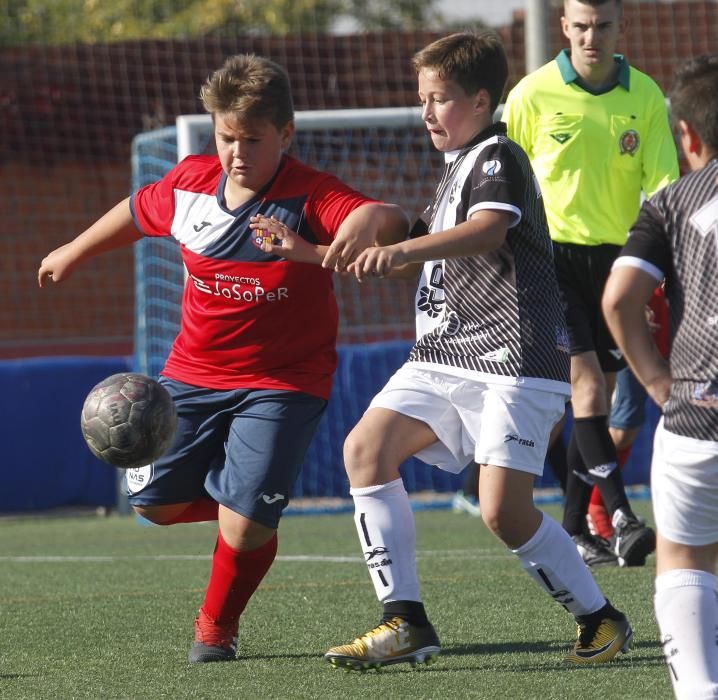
left=305, top=175, right=378, bottom=244
left=130, top=166, right=178, bottom=237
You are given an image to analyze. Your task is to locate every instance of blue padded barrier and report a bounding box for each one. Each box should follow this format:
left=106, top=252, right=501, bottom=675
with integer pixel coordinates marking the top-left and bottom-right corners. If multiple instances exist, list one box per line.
left=1, top=356, right=130, bottom=513
left=1, top=347, right=657, bottom=513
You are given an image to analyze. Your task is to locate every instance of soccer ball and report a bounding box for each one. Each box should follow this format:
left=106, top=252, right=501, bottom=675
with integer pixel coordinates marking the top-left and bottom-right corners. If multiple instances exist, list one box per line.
left=80, top=372, right=177, bottom=469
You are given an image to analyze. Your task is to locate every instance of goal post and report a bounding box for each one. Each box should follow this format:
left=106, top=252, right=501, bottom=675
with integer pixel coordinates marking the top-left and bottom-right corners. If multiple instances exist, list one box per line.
left=176, top=106, right=423, bottom=161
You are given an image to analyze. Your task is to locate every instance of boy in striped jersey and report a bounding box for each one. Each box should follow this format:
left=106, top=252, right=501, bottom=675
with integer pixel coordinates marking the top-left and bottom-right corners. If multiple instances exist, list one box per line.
left=259, top=30, right=633, bottom=671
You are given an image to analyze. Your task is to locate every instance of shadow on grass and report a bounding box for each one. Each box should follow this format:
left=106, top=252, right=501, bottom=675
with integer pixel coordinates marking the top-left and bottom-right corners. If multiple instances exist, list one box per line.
left=0, top=674, right=38, bottom=679
left=235, top=637, right=665, bottom=672
left=432, top=638, right=667, bottom=670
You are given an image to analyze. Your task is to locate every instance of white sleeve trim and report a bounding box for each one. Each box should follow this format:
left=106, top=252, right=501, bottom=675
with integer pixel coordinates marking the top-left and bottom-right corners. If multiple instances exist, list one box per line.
left=467, top=202, right=522, bottom=228
left=612, top=255, right=665, bottom=282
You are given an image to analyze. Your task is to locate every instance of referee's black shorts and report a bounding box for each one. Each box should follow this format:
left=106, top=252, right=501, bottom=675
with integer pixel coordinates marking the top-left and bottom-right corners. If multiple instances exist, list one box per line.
left=552, top=241, right=626, bottom=373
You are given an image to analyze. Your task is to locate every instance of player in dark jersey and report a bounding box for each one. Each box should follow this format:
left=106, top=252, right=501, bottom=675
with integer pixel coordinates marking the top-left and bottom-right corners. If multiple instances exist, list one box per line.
left=256, top=31, right=631, bottom=671
left=603, top=54, right=718, bottom=700
left=38, top=54, right=408, bottom=663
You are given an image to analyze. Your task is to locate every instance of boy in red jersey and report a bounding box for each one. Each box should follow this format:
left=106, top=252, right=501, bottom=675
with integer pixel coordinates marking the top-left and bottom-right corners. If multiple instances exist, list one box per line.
left=38, top=53, right=408, bottom=663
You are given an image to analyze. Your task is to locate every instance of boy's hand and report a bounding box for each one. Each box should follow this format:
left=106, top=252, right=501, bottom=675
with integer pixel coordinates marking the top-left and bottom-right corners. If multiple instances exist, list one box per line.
left=322, top=228, right=378, bottom=271
left=348, top=244, right=407, bottom=282
left=249, top=215, right=316, bottom=261
left=645, top=369, right=672, bottom=409
left=38, top=243, right=78, bottom=287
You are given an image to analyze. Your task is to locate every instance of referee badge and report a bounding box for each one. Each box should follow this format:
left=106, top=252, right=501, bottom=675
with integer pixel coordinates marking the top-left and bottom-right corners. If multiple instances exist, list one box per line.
left=619, top=129, right=640, bottom=156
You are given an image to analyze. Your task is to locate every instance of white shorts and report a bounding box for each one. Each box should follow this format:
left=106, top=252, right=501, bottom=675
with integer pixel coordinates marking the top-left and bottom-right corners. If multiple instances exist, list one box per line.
left=652, top=418, right=718, bottom=546
left=368, top=364, right=566, bottom=475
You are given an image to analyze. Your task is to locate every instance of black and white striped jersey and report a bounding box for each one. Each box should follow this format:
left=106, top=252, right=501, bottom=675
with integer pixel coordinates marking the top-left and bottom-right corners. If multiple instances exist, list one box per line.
left=408, top=122, right=571, bottom=394
left=616, top=157, right=718, bottom=441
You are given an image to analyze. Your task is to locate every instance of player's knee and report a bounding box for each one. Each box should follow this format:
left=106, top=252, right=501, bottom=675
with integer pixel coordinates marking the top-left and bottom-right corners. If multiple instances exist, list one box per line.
left=481, top=502, right=539, bottom=549
left=343, top=429, right=395, bottom=487
left=480, top=502, right=510, bottom=540
left=343, top=430, right=376, bottom=475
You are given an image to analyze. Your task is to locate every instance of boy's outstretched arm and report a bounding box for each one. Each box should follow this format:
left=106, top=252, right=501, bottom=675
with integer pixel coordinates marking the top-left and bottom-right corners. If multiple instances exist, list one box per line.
left=321, top=203, right=409, bottom=271
left=349, top=209, right=509, bottom=282
left=38, top=197, right=142, bottom=287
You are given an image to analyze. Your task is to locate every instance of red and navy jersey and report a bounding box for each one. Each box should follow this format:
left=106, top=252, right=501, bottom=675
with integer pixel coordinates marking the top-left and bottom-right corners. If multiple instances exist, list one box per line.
left=131, top=154, right=376, bottom=399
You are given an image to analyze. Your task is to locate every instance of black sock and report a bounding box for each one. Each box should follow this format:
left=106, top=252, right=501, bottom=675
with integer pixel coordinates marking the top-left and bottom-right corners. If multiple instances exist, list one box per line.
left=561, top=431, right=593, bottom=535
left=382, top=600, right=430, bottom=627
left=577, top=599, right=623, bottom=623
left=573, top=416, right=634, bottom=518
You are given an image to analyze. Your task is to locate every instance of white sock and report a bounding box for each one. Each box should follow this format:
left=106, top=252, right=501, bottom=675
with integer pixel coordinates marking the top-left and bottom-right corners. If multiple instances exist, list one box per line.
left=512, top=512, right=606, bottom=616
left=655, top=569, right=718, bottom=700
left=350, top=478, right=420, bottom=603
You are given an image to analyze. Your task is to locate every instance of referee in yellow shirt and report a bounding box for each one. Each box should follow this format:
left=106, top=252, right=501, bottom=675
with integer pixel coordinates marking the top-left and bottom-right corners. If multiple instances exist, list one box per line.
left=503, top=0, right=678, bottom=567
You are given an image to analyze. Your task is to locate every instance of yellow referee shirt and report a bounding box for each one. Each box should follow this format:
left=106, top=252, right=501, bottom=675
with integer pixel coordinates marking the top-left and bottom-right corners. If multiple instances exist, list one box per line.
left=503, top=50, right=679, bottom=246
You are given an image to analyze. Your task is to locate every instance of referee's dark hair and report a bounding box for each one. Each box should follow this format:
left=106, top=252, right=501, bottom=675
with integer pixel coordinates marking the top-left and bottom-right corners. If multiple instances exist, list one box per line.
left=669, top=54, right=718, bottom=153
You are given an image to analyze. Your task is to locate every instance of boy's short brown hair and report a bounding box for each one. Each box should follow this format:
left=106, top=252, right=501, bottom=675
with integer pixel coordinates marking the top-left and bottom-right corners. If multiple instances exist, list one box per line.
left=200, top=54, right=294, bottom=129
left=669, top=54, right=718, bottom=153
left=412, top=31, right=508, bottom=112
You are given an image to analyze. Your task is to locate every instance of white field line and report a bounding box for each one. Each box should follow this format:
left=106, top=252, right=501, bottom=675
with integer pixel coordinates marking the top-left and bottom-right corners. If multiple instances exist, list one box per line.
left=0, top=548, right=509, bottom=564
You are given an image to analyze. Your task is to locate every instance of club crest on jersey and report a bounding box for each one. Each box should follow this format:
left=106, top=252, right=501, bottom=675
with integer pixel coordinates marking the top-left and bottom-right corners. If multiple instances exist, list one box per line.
left=252, top=230, right=274, bottom=249
left=619, top=129, right=640, bottom=156
left=482, top=159, right=502, bottom=177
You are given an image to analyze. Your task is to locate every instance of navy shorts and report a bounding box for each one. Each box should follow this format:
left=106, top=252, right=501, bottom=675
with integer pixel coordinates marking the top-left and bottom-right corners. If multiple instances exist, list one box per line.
left=125, top=378, right=327, bottom=528
left=553, top=242, right=626, bottom=373
left=609, top=366, right=647, bottom=431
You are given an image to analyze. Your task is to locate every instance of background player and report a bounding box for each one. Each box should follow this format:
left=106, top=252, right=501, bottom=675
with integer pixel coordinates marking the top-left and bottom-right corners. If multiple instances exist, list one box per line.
left=284, top=30, right=630, bottom=671
left=588, top=288, right=671, bottom=542
left=603, top=54, right=718, bottom=700
left=38, top=53, right=408, bottom=663
left=502, top=0, right=678, bottom=567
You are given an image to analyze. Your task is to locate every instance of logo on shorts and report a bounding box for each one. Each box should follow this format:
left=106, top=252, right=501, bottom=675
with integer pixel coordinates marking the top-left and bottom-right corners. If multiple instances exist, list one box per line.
left=504, top=433, right=535, bottom=448
left=588, top=462, right=617, bottom=478
left=126, top=464, right=154, bottom=494
left=609, top=348, right=624, bottom=360
left=260, top=492, right=285, bottom=504
left=619, top=129, right=640, bottom=156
